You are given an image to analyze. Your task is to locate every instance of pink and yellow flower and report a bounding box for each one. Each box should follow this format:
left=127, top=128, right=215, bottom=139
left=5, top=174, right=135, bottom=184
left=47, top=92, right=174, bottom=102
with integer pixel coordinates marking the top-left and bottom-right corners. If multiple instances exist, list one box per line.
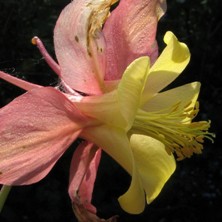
left=0, top=0, right=213, bottom=220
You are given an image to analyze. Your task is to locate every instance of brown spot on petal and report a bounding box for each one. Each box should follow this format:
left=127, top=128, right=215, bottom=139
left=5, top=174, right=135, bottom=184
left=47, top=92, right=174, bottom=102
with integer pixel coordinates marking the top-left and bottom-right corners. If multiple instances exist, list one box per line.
left=75, top=36, right=79, bottom=43
left=88, top=50, right=92, bottom=57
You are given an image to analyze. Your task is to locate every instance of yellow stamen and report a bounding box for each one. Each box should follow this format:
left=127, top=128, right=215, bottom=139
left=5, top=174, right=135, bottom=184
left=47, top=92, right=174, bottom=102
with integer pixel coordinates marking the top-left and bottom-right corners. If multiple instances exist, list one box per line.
left=131, top=101, right=215, bottom=160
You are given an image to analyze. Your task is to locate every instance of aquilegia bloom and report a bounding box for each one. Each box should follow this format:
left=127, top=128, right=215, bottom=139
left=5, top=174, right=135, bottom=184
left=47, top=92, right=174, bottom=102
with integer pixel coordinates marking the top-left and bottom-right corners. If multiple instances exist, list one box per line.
left=0, top=0, right=213, bottom=221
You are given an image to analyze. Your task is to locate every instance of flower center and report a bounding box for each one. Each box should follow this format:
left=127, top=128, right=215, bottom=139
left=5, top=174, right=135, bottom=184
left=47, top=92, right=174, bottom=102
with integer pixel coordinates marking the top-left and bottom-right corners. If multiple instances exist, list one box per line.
left=131, top=102, right=215, bottom=160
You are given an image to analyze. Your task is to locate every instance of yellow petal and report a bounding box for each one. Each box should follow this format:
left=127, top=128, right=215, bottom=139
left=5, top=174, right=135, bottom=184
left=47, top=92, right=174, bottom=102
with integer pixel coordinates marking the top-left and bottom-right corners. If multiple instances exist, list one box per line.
left=76, top=90, right=127, bottom=128
left=130, top=134, right=176, bottom=203
left=77, top=57, right=150, bottom=130
left=141, top=31, right=190, bottom=104
left=118, top=159, right=145, bottom=214
left=82, top=125, right=133, bottom=173
left=118, top=56, right=150, bottom=130
left=81, top=125, right=145, bottom=214
left=142, top=82, right=200, bottom=112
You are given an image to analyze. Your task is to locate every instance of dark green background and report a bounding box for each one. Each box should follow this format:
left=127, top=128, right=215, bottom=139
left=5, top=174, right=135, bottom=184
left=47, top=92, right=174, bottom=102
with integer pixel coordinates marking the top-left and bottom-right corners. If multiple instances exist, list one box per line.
left=0, top=0, right=221, bottom=221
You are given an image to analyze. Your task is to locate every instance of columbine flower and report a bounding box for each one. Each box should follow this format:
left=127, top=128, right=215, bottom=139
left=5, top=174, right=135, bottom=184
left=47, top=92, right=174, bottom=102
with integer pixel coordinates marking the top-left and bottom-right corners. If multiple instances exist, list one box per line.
left=0, top=0, right=213, bottom=221
left=74, top=31, right=214, bottom=213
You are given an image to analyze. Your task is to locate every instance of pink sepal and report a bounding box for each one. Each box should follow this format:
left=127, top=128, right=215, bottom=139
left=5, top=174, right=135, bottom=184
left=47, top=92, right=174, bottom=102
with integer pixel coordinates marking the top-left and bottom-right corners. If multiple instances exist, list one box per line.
left=54, top=1, right=106, bottom=95
left=69, top=141, right=101, bottom=214
left=69, top=143, right=118, bottom=221
left=0, top=87, right=86, bottom=185
left=103, top=0, right=165, bottom=80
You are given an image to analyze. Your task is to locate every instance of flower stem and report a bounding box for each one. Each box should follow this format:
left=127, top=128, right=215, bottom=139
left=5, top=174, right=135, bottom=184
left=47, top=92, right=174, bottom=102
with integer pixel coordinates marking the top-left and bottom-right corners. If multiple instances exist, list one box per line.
left=0, top=185, right=11, bottom=213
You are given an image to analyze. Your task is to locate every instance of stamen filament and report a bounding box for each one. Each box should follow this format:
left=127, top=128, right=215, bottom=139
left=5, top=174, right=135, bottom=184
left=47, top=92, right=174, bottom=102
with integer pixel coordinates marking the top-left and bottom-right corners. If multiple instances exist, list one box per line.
left=131, top=102, right=215, bottom=160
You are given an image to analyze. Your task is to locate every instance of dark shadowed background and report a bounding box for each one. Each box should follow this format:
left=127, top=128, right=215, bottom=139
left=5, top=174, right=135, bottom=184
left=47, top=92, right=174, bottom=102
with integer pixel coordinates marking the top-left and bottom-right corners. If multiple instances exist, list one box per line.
left=0, top=0, right=221, bottom=221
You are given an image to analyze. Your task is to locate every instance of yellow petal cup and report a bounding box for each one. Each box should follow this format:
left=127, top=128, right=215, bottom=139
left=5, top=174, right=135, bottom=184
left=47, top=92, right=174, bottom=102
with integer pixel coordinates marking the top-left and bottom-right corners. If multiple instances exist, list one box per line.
left=78, top=31, right=214, bottom=214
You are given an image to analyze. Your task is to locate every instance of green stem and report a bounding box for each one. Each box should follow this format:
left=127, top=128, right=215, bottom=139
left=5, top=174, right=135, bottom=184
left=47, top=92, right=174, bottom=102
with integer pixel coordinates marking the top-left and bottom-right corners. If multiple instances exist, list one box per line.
left=0, top=185, right=11, bottom=213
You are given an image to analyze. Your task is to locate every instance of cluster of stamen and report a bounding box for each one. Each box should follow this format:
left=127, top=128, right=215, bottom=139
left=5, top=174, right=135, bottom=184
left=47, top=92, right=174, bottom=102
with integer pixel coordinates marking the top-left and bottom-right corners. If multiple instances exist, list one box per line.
left=132, top=101, right=215, bottom=160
